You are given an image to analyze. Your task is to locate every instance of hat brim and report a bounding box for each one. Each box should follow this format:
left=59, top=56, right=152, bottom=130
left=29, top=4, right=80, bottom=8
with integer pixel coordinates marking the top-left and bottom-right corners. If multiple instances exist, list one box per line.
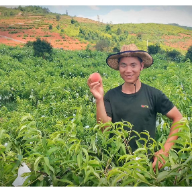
left=106, top=50, right=153, bottom=70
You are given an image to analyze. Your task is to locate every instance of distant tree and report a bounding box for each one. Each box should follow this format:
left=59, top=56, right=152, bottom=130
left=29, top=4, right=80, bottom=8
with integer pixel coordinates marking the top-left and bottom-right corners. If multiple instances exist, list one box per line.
left=137, top=32, right=142, bottom=40
left=166, top=49, right=182, bottom=62
left=105, top=24, right=111, bottom=32
left=25, top=41, right=34, bottom=47
left=124, top=30, right=128, bottom=37
left=148, top=44, right=161, bottom=54
left=116, top=28, right=122, bottom=35
left=18, top=5, right=24, bottom=11
left=95, top=39, right=110, bottom=52
left=56, top=15, right=61, bottom=21
left=186, top=45, right=192, bottom=62
left=32, top=38, right=53, bottom=59
left=49, top=24, right=52, bottom=30
left=56, top=25, right=60, bottom=30
left=71, top=18, right=78, bottom=24
left=113, top=47, right=120, bottom=52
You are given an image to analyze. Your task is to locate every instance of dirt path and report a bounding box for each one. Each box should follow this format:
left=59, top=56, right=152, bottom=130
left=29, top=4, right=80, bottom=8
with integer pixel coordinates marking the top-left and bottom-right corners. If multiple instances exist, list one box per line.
left=0, top=35, right=26, bottom=43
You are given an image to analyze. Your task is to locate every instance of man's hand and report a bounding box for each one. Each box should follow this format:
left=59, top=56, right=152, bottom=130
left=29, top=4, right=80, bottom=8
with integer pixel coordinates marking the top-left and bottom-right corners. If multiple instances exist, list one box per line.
left=152, top=148, right=169, bottom=172
left=87, top=75, right=104, bottom=101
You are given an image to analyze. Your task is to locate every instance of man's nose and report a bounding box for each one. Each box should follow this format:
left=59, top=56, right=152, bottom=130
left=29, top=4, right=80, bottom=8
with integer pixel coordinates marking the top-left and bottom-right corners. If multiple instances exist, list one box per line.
left=124, top=65, right=132, bottom=72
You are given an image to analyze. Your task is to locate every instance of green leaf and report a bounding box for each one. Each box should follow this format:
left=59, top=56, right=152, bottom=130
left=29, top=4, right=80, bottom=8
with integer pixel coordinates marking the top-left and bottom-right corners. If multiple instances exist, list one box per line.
left=77, top=152, right=82, bottom=169
left=44, top=157, right=54, bottom=173
left=121, top=178, right=135, bottom=186
left=34, top=156, right=42, bottom=172
left=58, top=179, right=74, bottom=186
left=135, top=172, right=151, bottom=185
left=46, top=147, right=58, bottom=156
left=134, top=148, right=147, bottom=154
left=43, top=163, right=50, bottom=175
left=156, top=171, right=169, bottom=182
left=184, top=155, right=192, bottom=165
left=83, top=169, right=92, bottom=184
left=118, top=154, right=133, bottom=162
left=107, top=168, right=122, bottom=180
left=82, top=148, right=89, bottom=162
left=111, top=173, right=127, bottom=186
left=88, top=160, right=100, bottom=166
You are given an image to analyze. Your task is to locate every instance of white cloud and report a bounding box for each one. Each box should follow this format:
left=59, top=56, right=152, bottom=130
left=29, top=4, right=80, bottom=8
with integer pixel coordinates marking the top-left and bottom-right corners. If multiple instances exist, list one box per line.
left=85, top=7, right=192, bottom=27
left=89, top=5, right=100, bottom=10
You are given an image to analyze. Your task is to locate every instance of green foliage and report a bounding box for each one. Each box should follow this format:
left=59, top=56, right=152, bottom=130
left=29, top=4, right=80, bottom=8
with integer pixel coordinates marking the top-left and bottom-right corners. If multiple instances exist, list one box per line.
left=8, top=31, right=18, bottom=34
left=137, top=32, right=142, bottom=40
left=116, top=28, right=122, bottom=35
left=71, top=18, right=78, bottom=25
left=166, top=49, right=182, bottom=62
left=148, top=44, right=161, bottom=54
left=106, top=24, right=111, bottom=32
left=32, top=38, right=53, bottom=59
left=0, top=44, right=192, bottom=186
left=49, top=24, right=52, bottom=30
left=17, top=5, right=50, bottom=14
left=185, top=45, right=192, bottom=62
left=95, top=39, right=110, bottom=52
left=56, top=15, right=61, bottom=21
left=25, top=41, right=34, bottom=47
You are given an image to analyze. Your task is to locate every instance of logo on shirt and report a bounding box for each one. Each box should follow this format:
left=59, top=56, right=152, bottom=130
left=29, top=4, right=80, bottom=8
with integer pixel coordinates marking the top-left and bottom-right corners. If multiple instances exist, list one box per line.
left=141, top=105, right=149, bottom=108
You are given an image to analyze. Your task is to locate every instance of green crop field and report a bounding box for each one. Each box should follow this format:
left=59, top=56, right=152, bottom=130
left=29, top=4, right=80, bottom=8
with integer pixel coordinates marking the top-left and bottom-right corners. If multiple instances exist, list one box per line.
left=0, top=43, right=192, bottom=186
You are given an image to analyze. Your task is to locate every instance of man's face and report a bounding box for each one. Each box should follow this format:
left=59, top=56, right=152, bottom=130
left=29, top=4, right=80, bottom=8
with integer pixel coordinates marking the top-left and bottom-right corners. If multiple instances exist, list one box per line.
left=118, top=56, right=144, bottom=84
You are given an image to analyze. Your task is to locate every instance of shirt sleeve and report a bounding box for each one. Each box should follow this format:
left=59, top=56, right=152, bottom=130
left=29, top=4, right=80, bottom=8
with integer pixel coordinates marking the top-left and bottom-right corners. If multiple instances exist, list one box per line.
left=104, top=91, right=112, bottom=118
left=156, top=91, right=174, bottom=115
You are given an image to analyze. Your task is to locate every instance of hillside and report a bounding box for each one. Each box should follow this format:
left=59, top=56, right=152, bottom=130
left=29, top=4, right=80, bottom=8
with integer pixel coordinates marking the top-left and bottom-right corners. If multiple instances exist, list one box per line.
left=0, top=6, right=192, bottom=53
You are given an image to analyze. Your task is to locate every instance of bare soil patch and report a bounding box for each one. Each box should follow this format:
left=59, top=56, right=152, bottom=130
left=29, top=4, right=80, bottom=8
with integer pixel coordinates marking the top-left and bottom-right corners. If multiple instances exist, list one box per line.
left=162, top=33, right=192, bottom=50
left=0, top=16, right=88, bottom=50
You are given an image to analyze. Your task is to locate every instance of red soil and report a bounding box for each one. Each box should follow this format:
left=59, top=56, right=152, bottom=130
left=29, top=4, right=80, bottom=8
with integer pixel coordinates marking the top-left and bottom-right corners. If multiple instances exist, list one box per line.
left=0, top=16, right=89, bottom=50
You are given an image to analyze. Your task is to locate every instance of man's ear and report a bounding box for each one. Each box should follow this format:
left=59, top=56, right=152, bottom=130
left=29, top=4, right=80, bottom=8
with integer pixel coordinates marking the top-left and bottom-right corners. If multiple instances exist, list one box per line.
left=140, top=62, right=144, bottom=71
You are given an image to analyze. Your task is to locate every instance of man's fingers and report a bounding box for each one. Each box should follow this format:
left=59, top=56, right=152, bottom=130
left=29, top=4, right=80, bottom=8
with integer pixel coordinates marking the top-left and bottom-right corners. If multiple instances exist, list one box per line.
left=90, top=82, right=100, bottom=89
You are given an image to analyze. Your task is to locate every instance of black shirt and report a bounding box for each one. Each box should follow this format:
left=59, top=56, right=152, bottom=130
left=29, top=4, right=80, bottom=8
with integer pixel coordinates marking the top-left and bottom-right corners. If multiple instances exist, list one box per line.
left=104, top=82, right=174, bottom=152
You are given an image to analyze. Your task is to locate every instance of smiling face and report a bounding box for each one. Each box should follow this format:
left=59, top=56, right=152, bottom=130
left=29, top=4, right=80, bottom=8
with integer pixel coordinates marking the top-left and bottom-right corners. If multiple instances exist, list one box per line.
left=118, top=56, right=144, bottom=84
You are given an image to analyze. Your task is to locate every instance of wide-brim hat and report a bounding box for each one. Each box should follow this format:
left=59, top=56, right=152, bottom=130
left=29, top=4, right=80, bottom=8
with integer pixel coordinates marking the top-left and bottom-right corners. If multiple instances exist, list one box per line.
left=106, top=44, right=153, bottom=70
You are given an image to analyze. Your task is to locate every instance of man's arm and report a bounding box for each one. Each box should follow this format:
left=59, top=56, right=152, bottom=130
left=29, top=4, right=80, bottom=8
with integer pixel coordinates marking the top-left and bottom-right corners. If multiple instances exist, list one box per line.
left=163, top=106, right=183, bottom=150
left=96, top=98, right=112, bottom=124
left=152, top=106, right=183, bottom=171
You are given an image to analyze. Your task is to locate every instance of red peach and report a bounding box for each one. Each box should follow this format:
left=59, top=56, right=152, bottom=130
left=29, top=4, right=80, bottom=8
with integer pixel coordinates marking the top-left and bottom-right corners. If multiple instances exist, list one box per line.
left=90, top=73, right=101, bottom=82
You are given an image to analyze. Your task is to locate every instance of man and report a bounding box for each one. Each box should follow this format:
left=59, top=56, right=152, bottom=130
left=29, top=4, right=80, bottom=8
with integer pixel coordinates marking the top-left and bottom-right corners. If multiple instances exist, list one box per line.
left=87, top=44, right=183, bottom=171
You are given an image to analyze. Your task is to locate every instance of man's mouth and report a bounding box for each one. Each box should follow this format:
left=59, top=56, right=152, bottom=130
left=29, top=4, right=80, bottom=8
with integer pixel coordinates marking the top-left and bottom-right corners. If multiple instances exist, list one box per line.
left=125, top=75, right=133, bottom=79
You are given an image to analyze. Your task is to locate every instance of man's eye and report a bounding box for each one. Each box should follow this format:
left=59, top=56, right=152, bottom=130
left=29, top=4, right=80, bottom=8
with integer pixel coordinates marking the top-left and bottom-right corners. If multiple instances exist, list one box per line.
left=120, top=64, right=126, bottom=67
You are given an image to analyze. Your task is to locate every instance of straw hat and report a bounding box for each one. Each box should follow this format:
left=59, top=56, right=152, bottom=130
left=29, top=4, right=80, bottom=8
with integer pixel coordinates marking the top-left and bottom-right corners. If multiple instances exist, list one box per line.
left=106, top=44, right=153, bottom=70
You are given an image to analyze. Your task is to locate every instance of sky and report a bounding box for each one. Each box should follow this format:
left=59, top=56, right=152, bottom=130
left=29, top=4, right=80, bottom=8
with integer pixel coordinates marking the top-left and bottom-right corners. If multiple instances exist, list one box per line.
left=2, top=1, right=192, bottom=27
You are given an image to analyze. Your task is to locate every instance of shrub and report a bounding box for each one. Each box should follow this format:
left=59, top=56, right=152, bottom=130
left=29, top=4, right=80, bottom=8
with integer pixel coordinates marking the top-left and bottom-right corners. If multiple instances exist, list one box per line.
left=113, top=47, right=120, bottom=52
left=95, top=39, right=110, bottom=52
left=166, top=49, right=182, bottom=62
left=32, top=38, right=53, bottom=59
left=137, top=32, right=142, bottom=40
left=71, top=18, right=78, bottom=24
left=116, top=28, right=122, bottom=35
left=49, top=24, right=52, bottom=30
left=25, top=41, right=34, bottom=47
left=185, top=45, right=192, bottom=62
left=8, top=31, right=18, bottom=34
left=105, top=24, right=111, bottom=32
left=56, top=15, right=61, bottom=21
left=148, top=44, right=161, bottom=54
